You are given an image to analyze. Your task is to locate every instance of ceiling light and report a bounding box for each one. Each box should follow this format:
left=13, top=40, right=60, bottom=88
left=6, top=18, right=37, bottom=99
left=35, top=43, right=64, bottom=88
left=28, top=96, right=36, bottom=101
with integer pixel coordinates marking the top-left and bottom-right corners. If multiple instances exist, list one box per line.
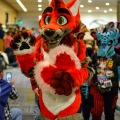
left=109, top=8, right=113, bottom=11
left=38, top=8, right=42, bottom=11
left=104, top=10, right=107, bottom=13
left=106, top=3, right=110, bottom=6
left=38, top=4, right=42, bottom=7
left=80, top=5, right=84, bottom=8
left=96, top=7, right=99, bottom=10
left=88, top=10, right=92, bottom=13
left=88, top=0, right=92, bottom=3
left=16, top=0, right=27, bottom=12
left=38, top=0, right=42, bottom=2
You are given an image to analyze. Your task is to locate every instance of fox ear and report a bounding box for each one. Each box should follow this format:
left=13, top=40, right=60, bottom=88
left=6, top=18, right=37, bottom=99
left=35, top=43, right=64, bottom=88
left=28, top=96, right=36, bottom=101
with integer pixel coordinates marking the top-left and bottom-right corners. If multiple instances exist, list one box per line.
left=49, top=0, right=65, bottom=8
left=66, top=0, right=80, bottom=16
left=49, top=0, right=80, bottom=17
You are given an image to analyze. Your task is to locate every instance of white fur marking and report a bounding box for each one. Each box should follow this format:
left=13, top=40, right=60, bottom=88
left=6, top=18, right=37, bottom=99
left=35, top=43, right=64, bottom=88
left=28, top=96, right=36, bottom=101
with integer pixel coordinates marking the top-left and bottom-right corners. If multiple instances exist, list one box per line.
left=49, top=45, right=81, bottom=69
left=70, top=0, right=80, bottom=16
left=42, top=90, right=76, bottom=115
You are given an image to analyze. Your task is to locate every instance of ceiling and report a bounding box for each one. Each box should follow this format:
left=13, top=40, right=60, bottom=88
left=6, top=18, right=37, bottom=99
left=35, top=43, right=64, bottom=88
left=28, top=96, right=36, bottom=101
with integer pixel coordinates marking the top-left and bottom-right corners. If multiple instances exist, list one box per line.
left=4, top=0, right=118, bottom=20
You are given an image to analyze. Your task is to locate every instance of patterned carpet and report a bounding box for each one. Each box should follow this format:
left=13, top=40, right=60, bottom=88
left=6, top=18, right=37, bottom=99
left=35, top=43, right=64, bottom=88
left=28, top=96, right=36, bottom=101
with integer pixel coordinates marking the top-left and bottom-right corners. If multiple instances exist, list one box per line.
left=4, top=67, right=120, bottom=120
left=9, top=88, right=35, bottom=114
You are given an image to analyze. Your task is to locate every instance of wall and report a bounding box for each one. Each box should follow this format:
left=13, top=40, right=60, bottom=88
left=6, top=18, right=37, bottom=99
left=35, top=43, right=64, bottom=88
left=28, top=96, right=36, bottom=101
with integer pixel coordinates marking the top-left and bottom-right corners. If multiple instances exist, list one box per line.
left=17, top=11, right=117, bottom=29
left=0, top=1, right=17, bottom=25
left=17, top=12, right=40, bottom=29
left=80, top=12, right=117, bottom=30
left=0, top=1, right=117, bottom=29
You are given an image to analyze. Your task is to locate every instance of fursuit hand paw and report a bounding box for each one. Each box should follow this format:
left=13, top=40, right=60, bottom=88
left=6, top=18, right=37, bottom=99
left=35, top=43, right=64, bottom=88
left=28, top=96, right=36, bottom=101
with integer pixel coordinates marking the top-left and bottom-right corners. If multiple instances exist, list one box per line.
left=87, top=66, right=95, bottom=80
left=10, top=31, right=36, bottom=55
left=50, top=71, right=74, bottom=96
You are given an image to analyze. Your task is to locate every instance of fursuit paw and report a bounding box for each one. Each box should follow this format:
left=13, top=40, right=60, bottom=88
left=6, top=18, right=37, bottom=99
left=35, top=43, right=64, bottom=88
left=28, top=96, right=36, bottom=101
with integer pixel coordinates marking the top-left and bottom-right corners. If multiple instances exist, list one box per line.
left=10, top=31, right=36, bottom=55
left=50, top=71, right=74, bottom=96
left=87, top=66, right=95, bottom=80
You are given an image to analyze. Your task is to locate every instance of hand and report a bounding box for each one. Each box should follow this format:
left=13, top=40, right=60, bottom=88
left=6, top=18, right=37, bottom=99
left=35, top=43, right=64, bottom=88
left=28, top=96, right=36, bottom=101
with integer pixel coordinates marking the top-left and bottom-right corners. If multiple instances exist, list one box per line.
left=33, top=88, right=40, bottom=96
left=9, top=80, right=14, bottom=86
left=87, top=66, right=95, bottom=80
left=10, top=31, right=36, bottom=54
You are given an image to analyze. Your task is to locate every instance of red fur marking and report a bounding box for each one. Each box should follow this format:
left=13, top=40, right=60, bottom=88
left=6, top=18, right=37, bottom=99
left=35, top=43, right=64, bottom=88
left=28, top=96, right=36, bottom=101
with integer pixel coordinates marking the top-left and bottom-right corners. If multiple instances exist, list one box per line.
left=16, top=54, right=34, bottom=72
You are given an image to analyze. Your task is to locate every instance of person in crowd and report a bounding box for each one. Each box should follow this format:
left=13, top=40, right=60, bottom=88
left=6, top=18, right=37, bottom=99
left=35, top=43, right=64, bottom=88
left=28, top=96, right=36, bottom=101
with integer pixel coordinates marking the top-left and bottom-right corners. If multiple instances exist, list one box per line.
left=77, top=31, right=95, bottom=120
left=0, top=67, right=12, bottom=120
left=104, top=21, right=120, bottom=55
left=106, top=22, right=120, bottom=110
left=0, top=65, right=23, bottom=120
left=21, top=27, right=26, bottom=32
left=114, top=29, right=120, bottom=56
left=31, top=28, right=40, bottom=38
left=3, top=31, right=12, bottom=50
left=0, top=51, right=10, bottom=69
left=115, top=37, right=120, bottom=55
left=30, top=78, right=42, bottom=120
left=90, top=26, right=120, bottom=120
left=3, top=31, right=18, bottom=67
left=0, top=23, right=5, bottom=51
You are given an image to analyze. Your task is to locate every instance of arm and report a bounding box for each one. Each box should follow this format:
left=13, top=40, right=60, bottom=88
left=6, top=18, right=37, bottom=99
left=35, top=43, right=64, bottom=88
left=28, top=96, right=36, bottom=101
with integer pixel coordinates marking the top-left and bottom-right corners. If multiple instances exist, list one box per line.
left=8, top=80, right=18, bottom=100
left=0, top=78, right=12, bottom=105
left=30, top=78, right=39, bottom=91
left=10, top=31, right=37, bottom=78
left=9, top=86, right=18, bottom=100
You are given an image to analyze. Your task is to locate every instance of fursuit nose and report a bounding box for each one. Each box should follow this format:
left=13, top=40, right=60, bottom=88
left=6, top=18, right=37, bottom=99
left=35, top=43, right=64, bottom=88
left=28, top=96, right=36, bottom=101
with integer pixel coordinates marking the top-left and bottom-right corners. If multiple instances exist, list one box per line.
left=44, top=28, right=55, bottom=37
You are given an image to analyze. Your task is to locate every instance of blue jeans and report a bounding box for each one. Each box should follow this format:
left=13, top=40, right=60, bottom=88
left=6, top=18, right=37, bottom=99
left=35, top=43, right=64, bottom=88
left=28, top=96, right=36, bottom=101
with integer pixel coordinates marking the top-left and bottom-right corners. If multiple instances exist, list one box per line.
left=34, top=103, right=42, bottom=120
left=10, top=108, right=22, bottom=120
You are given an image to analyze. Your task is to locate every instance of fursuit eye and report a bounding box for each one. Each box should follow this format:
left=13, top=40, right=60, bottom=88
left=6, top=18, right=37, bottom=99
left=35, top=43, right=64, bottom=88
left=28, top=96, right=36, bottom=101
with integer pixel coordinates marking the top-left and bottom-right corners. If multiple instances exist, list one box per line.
left=57, top=16, right=68, bottom=25
left=108, top=40, right=113, bottom=46
left=44, top=15, right=51, bottom=25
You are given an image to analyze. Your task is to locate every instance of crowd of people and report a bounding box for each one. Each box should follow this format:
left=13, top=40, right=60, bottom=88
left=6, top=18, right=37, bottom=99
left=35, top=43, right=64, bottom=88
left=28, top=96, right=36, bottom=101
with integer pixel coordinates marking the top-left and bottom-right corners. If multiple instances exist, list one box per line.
left=0, top=21, right=120, bottom=120
left=0, top=23, right=40, bottom=69
left=0, top=23, right=19, bottom=69
left=79, top=22, right=120, bottom=120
